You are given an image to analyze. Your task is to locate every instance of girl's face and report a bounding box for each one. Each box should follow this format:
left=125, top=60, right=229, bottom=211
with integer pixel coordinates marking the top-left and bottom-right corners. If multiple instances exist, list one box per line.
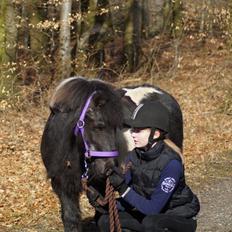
left=130, top=128, right=151, bottom=148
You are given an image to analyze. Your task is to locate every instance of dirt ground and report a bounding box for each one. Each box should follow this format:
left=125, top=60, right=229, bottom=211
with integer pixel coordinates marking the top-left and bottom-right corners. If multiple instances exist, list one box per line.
left=1, top=38, right=232, bottom=232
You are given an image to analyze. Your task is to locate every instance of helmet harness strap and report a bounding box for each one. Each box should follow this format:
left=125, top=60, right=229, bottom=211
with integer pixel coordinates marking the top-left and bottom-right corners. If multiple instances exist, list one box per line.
left=145, top=128, right=156, bottom=151
left=145, top=127, right=166, bottom=151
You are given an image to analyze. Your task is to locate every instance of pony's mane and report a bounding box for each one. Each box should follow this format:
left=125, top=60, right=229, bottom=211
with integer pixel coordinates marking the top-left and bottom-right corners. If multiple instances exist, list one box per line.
left=50, top=76, right=123, bottom=127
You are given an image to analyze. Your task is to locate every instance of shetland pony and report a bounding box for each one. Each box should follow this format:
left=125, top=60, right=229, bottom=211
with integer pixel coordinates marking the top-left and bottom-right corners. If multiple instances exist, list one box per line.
left=41, top=77, right=127, bottom=231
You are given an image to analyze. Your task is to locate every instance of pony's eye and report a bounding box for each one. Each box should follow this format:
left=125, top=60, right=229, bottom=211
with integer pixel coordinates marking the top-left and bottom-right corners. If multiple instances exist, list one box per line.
left=97, top=125, right=105, bottom=130
left=96, top=122, right=105, bottom=130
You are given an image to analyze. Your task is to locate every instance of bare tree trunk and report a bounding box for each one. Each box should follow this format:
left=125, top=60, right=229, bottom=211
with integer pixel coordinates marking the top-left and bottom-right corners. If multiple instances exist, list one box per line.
left=200, top=0, right=214, bottom=36
left=163, top=0, right=173, bottom=34
left=144, top=0, right=165, bottom=37
left=46, top=3, right=59, bottom=80
left=13, top=1, right=33, bottom=84
left=76, top=0, right=97, bottom=52
left=1, top=0, right=18, bottom=99
left=132, top=0, right=142, bottom=69
left=109, top=0, right=125, bottom=34
left=89, top=0, right=113, bottom=66
left=59, top=0, right=72, bottom=79
left=200, top=0, right=207, bottom=33
left=29, top=1, right=46, bottom=57
left=172, top=0, right=183, bottom=38
left=124, top=0, right=142, bottom=72
left=0, top=0, right=7, bottom=62
left=5, top=0, right=17, bottom=62
left=143, top=0, right=183, bottom=37
left=227, top=0, right=232, bottom=48
left=74, top=0, right=98, bottom=67
left=172, top=0, right=183, bottom=71
left=17, top=2, right=30, bottom=58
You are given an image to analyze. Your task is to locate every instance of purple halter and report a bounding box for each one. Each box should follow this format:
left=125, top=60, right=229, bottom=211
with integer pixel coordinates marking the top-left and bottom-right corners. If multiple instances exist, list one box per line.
left=74, top=91, right=119, bottom=158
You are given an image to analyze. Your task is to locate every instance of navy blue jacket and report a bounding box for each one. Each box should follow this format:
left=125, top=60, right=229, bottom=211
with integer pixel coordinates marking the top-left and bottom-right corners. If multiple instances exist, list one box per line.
left=118, top=141, right=200, bottom=218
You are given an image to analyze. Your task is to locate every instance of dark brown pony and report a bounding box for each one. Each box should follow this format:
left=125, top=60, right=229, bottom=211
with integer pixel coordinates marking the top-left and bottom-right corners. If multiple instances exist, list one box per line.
left=41, top=77, right=127, bottom=231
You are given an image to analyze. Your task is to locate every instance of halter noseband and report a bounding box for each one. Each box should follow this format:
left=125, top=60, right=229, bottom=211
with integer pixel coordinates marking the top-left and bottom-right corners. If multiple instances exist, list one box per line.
left=74, top=91, right=119, bottom=158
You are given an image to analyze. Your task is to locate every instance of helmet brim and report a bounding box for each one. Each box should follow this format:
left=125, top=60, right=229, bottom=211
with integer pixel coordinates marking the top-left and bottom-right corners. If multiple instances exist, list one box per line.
left=124, top=118, right=148, bottom=128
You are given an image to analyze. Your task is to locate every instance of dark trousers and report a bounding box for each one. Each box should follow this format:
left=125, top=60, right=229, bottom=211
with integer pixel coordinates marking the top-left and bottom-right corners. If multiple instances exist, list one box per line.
left=96, top=211, right=197, bottom=232
left=142, top=214, right=197, bottom=232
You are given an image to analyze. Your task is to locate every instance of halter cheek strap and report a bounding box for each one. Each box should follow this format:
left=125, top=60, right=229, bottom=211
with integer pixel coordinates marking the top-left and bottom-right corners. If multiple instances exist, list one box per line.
left=74, top=91, right=119, bottom=158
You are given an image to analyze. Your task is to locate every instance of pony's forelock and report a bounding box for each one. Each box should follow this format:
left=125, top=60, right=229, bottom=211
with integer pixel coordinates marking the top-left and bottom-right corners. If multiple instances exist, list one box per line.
left=49, top=76, right=123, bottom=127
left=91, top=80, right=123, bottom=127
left=56, top=76, right=84, bottom=92
left=50, top=77, right=93, bottom=111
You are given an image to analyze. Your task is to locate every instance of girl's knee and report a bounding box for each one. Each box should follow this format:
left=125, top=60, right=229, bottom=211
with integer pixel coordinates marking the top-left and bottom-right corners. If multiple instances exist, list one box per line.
left=142, top=215, right=162, bottom=232
left=142, top=215, right=157, bottom=224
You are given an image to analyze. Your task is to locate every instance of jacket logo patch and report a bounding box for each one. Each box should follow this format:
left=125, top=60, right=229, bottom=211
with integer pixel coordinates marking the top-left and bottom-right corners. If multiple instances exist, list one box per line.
left=161, top=177, right=176, bottom=193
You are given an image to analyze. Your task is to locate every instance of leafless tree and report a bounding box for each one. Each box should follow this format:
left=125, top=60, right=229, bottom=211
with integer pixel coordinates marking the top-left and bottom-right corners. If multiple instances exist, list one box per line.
left=59, top=0, right=72, bottom=79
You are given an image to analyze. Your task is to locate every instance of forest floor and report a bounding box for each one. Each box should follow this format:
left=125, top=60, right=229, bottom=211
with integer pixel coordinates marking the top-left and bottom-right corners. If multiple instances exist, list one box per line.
left=1, top=37, right=232, bottom=232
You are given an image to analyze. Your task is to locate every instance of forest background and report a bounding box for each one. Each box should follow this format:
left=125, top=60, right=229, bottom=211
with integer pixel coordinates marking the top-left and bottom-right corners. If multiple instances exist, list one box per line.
left=0, top=0, right=232, bottom=231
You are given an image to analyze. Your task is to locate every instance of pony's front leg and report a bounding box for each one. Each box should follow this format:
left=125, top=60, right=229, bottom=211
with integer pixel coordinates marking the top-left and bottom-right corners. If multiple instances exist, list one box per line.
left=51, top=177, right=82, bottom=232
left=59, top=192, right=82, bottom=232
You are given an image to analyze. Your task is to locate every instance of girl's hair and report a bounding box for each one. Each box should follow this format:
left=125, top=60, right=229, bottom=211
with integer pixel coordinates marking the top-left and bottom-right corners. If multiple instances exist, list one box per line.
left=164, top=139, right=184, bottom=164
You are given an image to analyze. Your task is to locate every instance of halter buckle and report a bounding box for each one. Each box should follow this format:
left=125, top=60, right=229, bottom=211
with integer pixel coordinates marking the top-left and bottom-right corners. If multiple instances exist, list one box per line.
left=85, top=151, right=91, bottom=158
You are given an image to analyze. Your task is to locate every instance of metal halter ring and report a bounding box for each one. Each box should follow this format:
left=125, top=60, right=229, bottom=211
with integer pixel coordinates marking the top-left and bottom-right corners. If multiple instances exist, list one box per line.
left=77, top=120, right=85, bottom=128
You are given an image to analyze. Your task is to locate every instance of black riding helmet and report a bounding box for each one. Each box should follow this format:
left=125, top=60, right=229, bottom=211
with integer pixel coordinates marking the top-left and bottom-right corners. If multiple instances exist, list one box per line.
left=124, top=101, right=169, bottom=150
left=124, top=101, right=169, bottom=132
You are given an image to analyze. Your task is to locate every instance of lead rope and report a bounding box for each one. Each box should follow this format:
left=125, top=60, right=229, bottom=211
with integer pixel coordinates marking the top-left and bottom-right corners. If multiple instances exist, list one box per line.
left=82, top=177, right=121, bottom=232
left=105, top=178, right=122, bottom=232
